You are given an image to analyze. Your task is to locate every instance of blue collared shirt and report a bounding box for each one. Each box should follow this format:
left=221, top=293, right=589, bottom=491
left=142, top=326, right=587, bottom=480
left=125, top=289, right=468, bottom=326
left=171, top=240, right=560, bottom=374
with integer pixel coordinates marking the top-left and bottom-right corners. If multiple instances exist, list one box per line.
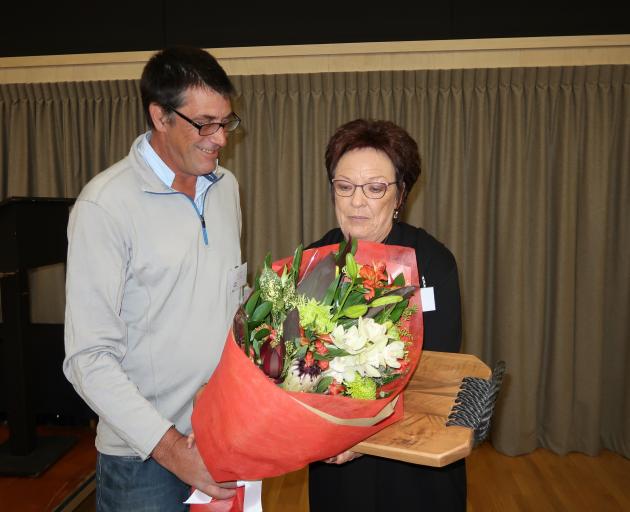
left=138, top=132, right=222, bottom=213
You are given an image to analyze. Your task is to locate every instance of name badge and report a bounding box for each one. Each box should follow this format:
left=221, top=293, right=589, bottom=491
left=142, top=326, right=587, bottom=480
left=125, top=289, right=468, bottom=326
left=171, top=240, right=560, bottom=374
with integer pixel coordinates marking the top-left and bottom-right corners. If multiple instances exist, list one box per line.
left=420, top=286, right=436, bottom=312
left=228, top=262, right=248, bottom=303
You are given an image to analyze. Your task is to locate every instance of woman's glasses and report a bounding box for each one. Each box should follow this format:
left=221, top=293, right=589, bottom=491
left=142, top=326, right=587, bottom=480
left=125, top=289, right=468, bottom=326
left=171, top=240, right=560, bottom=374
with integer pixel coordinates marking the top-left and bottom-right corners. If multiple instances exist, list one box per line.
left=331, top=179, right=398, bottom=199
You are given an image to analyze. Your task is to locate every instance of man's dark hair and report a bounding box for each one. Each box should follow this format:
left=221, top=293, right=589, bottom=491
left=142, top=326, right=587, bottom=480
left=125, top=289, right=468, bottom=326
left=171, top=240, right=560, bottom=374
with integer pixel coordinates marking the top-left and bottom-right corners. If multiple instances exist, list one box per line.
left=140, top=46, right=235, bottom=128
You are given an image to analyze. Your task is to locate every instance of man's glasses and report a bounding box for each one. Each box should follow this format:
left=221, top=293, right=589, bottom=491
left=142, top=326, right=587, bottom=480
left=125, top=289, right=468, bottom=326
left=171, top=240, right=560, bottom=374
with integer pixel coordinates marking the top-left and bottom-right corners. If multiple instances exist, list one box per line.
left=331, top=179, right=398, bottom=199
left=167, top=106, right=241, bottom=136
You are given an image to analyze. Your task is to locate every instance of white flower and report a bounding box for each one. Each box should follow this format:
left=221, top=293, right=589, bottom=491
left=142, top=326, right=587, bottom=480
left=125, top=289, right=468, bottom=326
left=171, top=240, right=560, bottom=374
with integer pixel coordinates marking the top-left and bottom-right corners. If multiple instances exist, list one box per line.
left=381, top=340, right=405, bottom=368
left=357, top=317, right=389, bottom=346
left=327, top=316, right=404, bottom=383
left=325, top=355, right=361, bottom=383
left=331, top=324, right=368, bottom=354
left=357, top=344, right=384, bottom=377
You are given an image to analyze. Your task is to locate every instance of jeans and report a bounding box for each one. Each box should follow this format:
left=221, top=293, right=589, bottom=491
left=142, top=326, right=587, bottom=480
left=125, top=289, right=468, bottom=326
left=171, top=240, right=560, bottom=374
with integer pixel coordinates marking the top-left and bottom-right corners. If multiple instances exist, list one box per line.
left=96, top=452, right=191, bottom=511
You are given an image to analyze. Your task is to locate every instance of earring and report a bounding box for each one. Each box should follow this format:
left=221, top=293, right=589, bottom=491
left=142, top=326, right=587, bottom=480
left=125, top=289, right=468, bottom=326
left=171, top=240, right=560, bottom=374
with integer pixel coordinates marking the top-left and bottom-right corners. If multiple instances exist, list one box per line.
left=393, top=209, right=399, bottom=221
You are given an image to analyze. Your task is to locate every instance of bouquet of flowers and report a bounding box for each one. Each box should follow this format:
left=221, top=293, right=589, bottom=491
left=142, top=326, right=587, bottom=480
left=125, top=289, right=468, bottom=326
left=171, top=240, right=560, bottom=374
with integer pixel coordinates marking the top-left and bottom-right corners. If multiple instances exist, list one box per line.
left=191, top=239, right=423, bottom=508
left=236, top=239, right=418, bottom=400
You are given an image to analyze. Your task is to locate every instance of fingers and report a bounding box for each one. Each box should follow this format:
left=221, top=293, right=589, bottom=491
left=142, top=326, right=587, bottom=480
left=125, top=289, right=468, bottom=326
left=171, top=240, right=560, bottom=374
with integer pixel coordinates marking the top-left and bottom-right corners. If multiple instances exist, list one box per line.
left=186, top=433, right=195, bottom=449
left=200, top=483, right=236, bottom=501
left=323, top=450, right=362, bottom=465
left=152, top=428, right=235, bottom=500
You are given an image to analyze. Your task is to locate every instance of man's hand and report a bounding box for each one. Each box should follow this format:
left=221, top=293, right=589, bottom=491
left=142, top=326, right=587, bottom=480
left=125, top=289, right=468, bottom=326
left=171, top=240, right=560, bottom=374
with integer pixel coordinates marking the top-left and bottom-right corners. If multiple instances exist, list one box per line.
left=152, top=427, right=236, bottom=500
left=323, top=450, right=363, bottom=465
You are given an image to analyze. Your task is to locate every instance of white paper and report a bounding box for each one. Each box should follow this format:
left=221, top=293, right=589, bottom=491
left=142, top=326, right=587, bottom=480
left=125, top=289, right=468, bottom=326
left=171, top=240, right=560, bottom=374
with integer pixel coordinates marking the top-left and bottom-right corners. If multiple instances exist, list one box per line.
left=184, top=480, right=263, bottom=511
left=184, top=488, right=212, bottom=504
left=421, top=286, right=436, bottom=312
left=243, top=480, right=263, bottom=512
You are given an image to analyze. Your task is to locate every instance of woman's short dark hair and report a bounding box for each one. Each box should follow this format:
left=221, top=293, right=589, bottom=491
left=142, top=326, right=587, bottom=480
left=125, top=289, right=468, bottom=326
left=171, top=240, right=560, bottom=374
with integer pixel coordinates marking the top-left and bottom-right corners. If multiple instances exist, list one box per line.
left=325, top=119, right=421, bottom=207
left=140, top=46, right=236, bottom=128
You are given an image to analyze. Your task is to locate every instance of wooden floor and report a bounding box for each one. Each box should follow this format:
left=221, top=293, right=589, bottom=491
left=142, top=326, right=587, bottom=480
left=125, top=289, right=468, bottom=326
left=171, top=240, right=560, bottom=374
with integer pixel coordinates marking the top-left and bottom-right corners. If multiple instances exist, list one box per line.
left=1, top=425, right=629, bottom=511
left=0, top=425, right=97, bottom=511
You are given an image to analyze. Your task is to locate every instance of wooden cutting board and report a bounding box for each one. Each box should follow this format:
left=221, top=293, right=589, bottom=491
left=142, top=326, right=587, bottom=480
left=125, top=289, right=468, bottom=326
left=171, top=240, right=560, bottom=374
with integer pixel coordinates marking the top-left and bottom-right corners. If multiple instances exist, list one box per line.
left=353, top=350, right=491, bottom=467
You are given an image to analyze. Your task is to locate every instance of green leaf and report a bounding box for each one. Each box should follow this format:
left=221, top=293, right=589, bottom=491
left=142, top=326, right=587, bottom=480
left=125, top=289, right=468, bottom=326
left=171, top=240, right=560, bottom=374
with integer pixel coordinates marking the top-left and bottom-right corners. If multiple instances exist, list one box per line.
left=388, top=299, right=409, bottom=324
left=322, top=273, right=342, bottom=306
left=332, top=281, right=351, bottom=309
left=253, top=327, right=270, bottom=340
left=392, top=273, right=405, bottom=287
left=263, top=252, right=272, bottom=269
left=365, top=285, right=417, bottom=319
left=345, top=252, right=358, bottom=280
left=374, top=304, right=395, bottom=324
left=290, top=244, right=303, bottom=283
left=294, top=344, right=308, bottom=360
left=369, top=295, right=403, bottom=308
left=251, top=301, right=272, bottom=322
left=252, top=337, right=262, bottom=358
left=248, top=319, right=263, bottom=330
left=343, top=290, right=366, bottom=308
left=335, top=238, right=351, bottom=268
left=252, top=270, right=261, bottom=293
left=339, top=318, right=357, bottom=329
left=315, top=376, right=334, bottom=394
left=324, top=345, right=350, bottom=357
left=244, top=289, right=261, bottom=318
left=340, top=303, right=368, bottom=318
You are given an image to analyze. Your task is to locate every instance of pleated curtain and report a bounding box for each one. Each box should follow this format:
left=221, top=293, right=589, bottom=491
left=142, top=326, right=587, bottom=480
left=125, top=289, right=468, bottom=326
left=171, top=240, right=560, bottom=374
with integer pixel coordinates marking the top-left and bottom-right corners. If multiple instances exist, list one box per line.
left=1, top=65, right=628, bottom=458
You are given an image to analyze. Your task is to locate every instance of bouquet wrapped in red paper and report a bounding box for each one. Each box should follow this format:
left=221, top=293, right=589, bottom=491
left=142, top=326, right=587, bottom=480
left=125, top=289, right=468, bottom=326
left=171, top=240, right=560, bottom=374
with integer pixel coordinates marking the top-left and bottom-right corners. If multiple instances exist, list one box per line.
left=192, top=239, right=423, bottom=488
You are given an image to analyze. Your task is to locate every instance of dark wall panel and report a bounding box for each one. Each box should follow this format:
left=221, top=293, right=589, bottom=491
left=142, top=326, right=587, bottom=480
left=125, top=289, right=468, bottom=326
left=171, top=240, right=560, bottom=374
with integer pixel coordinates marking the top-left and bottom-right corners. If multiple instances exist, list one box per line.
left=1, top=2, right=629, bottom=58
left=164, top=8, right=454, bottom=48
left=2, top=4, right=164, bottom=57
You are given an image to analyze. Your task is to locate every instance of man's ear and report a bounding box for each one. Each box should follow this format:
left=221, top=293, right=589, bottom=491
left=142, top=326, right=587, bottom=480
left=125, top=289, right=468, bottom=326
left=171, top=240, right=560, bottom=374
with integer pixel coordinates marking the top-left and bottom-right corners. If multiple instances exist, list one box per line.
left=149, top=103, right=169, bottom=132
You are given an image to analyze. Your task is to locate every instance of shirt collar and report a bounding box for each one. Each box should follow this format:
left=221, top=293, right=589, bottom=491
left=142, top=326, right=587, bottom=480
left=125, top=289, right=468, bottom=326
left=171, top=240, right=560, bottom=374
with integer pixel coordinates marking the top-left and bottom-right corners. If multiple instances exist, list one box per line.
left=138, top=131, right=224, bottom=198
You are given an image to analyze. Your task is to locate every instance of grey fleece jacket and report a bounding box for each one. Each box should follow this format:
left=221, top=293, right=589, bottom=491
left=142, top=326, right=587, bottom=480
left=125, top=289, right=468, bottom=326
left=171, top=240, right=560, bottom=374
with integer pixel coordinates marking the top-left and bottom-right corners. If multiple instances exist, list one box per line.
left=63, top=134, right=242, bottom=459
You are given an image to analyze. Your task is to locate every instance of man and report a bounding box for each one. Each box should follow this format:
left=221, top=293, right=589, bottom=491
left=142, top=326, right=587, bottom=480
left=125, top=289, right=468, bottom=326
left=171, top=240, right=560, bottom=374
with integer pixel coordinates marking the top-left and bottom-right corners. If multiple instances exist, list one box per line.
left=63, top=47, right=245, bottom=510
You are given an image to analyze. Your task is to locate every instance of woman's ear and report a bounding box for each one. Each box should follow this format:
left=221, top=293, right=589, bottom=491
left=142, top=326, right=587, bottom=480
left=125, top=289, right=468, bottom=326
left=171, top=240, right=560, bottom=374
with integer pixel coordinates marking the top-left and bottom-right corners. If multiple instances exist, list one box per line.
left=396, top=182, right=406, bottom=210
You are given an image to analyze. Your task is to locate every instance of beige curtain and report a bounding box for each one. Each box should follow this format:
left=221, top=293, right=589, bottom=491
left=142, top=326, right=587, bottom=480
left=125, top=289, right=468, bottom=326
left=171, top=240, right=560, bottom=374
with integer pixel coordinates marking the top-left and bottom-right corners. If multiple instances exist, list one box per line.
left=1, top=65, right=628, bottom=458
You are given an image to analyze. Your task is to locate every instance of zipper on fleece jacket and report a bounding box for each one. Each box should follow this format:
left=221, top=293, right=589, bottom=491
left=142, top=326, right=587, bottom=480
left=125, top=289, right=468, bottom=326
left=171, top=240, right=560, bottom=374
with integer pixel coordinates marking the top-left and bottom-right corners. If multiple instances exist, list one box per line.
left=146, top=188, right=211, bottom=246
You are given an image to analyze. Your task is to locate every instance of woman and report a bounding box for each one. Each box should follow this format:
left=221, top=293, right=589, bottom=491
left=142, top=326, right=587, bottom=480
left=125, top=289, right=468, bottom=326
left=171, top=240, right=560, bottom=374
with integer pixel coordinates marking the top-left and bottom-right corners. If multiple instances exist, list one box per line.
left=308, top=119, right=466, bottom=511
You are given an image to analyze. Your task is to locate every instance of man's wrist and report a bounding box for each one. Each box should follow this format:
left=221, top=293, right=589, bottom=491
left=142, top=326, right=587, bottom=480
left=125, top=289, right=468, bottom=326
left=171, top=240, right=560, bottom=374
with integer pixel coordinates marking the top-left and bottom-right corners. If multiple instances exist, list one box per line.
left=150, top=426, right=180, bottom=463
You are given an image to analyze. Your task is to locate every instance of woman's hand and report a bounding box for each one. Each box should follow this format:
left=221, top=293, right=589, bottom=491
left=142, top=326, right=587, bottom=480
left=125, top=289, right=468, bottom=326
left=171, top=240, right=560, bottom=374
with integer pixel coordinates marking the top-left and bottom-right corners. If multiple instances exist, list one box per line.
left=323, top=450, right=363, bottom=465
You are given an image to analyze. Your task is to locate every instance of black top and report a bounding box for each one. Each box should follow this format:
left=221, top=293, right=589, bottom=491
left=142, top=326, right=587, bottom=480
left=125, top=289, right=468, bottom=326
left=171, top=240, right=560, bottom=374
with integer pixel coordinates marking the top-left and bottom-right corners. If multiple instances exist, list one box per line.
left=308, top=222, right=466, bottom=512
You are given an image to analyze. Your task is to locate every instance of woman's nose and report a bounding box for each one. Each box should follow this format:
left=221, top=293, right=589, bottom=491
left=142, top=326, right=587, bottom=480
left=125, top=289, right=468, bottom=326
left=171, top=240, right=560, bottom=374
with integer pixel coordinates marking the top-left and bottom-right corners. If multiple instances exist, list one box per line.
left=350, top=186, right=366, bottom=206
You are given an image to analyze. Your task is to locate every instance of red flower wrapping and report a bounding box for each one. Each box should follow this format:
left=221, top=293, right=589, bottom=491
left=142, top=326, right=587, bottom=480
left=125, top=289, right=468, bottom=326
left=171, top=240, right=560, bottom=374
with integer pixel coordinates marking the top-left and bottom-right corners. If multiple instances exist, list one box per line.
left=191, top=241, right=423, bottom=485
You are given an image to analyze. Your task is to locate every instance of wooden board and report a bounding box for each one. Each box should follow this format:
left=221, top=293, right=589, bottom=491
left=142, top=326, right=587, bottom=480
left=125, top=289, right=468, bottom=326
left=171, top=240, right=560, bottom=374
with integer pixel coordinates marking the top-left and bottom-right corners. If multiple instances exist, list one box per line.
left=353, top=351, right=491, bottom=467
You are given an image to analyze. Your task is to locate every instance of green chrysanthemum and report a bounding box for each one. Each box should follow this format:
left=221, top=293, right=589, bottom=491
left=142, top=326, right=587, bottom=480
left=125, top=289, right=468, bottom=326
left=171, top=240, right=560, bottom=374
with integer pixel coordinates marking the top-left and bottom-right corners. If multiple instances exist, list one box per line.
left=346, top=374, right=377, bottom=400
left=297, top=298, right=335, bottom=334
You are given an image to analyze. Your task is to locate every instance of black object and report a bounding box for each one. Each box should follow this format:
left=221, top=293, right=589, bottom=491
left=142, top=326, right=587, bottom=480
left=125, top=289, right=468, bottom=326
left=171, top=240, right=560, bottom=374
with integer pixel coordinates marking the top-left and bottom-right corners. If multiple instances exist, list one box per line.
left=446, top=360, right=507, bottom=444
left=0, top=196, right=79, bottom=476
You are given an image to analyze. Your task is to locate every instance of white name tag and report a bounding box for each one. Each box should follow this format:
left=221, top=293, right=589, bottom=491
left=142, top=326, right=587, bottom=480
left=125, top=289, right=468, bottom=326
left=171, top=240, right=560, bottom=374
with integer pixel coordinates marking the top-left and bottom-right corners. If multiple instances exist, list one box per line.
left=228, top=262, right=248, bottom=302
left=420, top=286, right=436, bottom=312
